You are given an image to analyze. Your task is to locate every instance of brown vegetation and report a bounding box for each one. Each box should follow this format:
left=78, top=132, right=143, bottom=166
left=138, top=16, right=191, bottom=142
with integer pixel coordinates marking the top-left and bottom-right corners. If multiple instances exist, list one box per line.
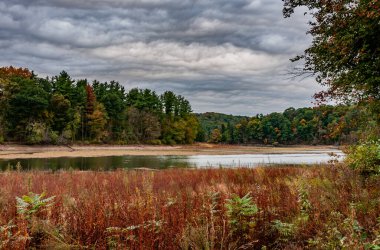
left=0, top=165, right=379, bottom=249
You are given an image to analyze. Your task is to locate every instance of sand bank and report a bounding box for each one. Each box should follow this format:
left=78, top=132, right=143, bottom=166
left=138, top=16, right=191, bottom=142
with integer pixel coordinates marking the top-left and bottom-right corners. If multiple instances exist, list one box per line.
left=0, top=143, right=341, bottom=159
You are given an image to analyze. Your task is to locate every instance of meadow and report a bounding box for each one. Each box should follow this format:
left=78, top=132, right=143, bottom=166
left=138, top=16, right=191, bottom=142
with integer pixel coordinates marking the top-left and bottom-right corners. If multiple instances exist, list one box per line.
left=0, top=164, right=379, bottom=249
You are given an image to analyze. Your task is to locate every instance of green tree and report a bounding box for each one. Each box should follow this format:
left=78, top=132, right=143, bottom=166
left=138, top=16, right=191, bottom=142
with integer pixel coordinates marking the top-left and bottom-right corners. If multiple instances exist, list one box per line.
left=86, top=103, right=108, bottom=142
left=50, top=93, right=71, bottom=133
left=161, top=91, right=177, bottom=116
left=209, top=128, right=222, bottom=143
left=52, top=71, right=76, bottom=102
left=262, top=113, right=292, bottom=144
left=183, top=115, right=199, bottom=144
left=247, top=117, right=264, bottom=143
left=235, top=119, right=249, bottom=144
left=177, top=95, right=192, bottom=117
left=93, top=80, right=127, bottom=141
left=221, top=123, right=228, bottom=143
left=84, top=84, right=108, bottom=142
left=72, top=79, right=88, bottom=141
left=7, top=79, right=49, bottom=141
left=126, top=88, right=162, bottom=114
left=127, top=107, right=161, bottom=143
left=283, top=0, right=380, bottom=119
left=50, top=72, right=87, bottom=141
left=292, top=108, right=317, bottom=143
left=161, top=115, right=199, bottom=144
left=0, top=67, right=35, bottom=142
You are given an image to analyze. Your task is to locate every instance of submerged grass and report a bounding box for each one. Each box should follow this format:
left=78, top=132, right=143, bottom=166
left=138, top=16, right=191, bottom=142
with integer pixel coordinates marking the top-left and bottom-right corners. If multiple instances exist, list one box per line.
left=0, top=164, right=379, bottom=249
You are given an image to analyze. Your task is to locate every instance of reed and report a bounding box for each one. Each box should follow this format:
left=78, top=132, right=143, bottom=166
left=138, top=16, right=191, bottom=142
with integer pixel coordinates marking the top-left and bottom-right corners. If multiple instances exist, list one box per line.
left=0, top=165, right=379, bottom=249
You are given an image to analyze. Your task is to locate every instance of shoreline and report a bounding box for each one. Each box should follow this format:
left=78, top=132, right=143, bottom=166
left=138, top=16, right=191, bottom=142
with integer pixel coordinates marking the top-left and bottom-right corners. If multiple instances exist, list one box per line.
left=0, top=143, right=342, bottom=159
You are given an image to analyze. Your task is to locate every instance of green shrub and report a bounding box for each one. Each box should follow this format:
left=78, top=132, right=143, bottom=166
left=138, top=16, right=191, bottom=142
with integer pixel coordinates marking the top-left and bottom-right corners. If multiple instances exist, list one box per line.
left=225, top=193, right=258, bottom=241
left=49, top=131, right=59, bottom=144
left=346, top=139, right=380, bottom=175
left=298, top=185, right=311, bottom=221
left=147, top=139, right=162, bottom=145
left=16, top=192, right=55, bottom=221
left=272, top=220, right=296, bottom=243
left=25, top=122, right=46, bottom=144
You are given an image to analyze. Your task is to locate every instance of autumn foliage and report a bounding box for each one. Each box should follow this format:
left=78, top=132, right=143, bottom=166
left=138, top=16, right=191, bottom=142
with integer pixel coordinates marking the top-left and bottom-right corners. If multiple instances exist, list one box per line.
left=0, top=66, right=33, bottom=79
left=283, top=0, right=380, bottom=117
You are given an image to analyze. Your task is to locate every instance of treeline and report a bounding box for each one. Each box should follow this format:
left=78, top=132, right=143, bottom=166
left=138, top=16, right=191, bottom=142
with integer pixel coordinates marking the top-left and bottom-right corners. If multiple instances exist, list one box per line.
left=0, top=66, right=199, bottom=145
left=1, top=66, right=375, bottom=146
left=197, top=105, right=376, bottom=145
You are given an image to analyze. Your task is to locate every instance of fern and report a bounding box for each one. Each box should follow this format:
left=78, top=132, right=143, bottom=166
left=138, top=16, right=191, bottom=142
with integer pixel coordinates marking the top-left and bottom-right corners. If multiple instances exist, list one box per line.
left=272, top=220, right=296, bottom=240
left=16, top=192, right=55, bottom=220
left=225, top=193, right=258, bottom=239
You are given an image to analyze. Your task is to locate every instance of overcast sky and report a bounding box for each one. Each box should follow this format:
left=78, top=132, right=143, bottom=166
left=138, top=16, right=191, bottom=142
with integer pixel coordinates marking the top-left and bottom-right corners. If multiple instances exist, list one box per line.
left=0, top=0, right=321, bottom=115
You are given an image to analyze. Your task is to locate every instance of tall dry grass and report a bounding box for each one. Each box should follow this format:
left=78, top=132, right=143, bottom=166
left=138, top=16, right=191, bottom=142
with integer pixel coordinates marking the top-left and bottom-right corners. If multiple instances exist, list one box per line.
left=0, top=165, right=379, bottom=249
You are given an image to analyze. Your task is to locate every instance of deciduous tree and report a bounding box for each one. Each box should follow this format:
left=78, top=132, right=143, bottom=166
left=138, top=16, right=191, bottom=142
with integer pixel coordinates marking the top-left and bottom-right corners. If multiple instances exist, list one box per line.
left=283, top=0, right=380, bottom=118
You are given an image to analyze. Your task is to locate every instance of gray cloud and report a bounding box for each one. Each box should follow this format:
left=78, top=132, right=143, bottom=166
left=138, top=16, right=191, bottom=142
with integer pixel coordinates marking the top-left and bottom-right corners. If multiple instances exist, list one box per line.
left=0, top=0, right=320, bottom=115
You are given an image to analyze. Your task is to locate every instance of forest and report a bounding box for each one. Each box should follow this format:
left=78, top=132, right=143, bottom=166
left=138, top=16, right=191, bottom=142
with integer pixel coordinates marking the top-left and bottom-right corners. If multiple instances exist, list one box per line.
left=0, top=66, right=199, bottom=145
left=197, top=105, right=377, bottom=145
left=1, top=66, right=376, bottom=146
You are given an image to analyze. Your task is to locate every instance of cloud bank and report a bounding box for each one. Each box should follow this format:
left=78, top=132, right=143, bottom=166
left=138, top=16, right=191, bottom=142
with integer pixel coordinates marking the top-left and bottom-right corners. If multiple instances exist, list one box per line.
left=0, top=0, right=320, bottom=115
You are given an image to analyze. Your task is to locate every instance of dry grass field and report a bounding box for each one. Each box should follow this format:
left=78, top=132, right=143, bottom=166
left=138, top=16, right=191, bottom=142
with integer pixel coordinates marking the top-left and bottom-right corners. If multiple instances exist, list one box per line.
left=0, top=164, right=379, bottom=249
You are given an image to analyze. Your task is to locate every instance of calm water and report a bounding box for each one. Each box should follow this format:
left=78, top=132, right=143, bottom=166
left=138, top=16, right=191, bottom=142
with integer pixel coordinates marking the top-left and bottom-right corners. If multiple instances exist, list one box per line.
left=0, top=150, right=344, bottom=171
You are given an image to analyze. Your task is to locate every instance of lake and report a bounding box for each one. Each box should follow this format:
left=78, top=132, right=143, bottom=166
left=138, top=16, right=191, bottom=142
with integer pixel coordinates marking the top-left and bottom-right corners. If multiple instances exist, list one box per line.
left=0, top=150, right=345, bottom=171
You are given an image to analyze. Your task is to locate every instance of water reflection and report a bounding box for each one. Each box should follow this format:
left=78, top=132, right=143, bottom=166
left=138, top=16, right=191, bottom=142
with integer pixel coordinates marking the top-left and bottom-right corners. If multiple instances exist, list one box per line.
left=0, top=151, right=344, bottom=171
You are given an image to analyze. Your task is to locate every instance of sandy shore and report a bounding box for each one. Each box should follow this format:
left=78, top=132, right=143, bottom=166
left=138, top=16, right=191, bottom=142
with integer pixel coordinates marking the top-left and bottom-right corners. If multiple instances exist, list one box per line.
left=0, top=143, right=342, bottom=159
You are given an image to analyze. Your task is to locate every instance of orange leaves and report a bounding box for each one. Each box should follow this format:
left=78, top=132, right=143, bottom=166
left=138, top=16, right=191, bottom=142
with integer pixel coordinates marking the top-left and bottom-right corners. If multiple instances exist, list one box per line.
left=0, top=66, right=33, bottom=79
